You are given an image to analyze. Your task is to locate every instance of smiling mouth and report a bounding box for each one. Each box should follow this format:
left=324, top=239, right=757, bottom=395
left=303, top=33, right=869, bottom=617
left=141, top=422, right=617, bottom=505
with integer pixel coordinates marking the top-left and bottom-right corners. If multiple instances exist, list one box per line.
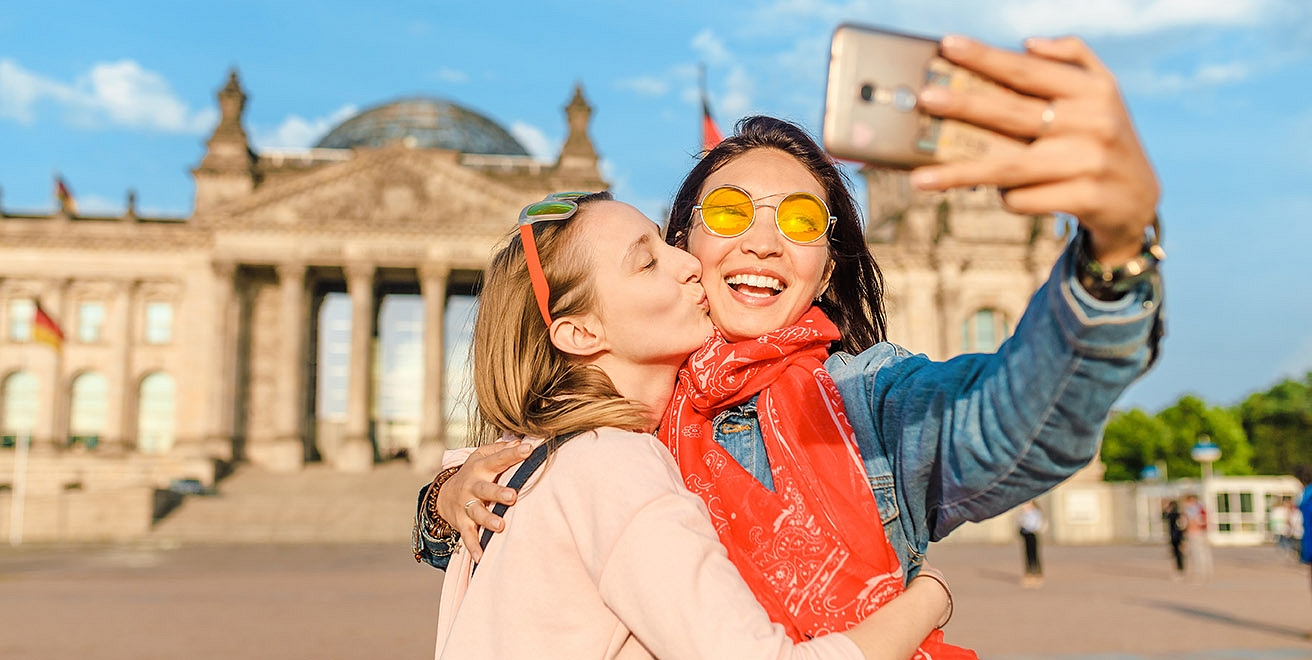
left=725, top=273, right=784, bottom=298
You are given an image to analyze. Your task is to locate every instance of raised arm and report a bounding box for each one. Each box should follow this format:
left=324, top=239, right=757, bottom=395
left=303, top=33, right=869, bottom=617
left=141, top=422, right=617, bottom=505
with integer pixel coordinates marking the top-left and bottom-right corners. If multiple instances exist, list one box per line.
left=831, top=244, right=1160, bottom=549
left=827, top=35, right=1164, bottom=576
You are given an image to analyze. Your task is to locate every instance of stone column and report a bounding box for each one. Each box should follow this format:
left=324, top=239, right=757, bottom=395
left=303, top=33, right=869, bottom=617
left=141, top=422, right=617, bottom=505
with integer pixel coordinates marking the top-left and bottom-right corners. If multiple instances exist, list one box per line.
left=338, top=262, right=376, bottom=472
left=110, top=280, right=137, bottom=454
left=414, top=264, right=448, bottom=473
left=248, top=263, right=306, bottom=472
left=205, top=261, right=237, bottom=461
left=934, top=259, right=961, bottom=360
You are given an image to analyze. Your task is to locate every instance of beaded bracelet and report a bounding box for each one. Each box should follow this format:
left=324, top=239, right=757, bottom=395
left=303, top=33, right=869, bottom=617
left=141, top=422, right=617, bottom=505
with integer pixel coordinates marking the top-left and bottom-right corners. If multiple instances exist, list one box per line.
left=412, top=466, right=461, bottom=563
left=424, top=466, right=461, bottom=537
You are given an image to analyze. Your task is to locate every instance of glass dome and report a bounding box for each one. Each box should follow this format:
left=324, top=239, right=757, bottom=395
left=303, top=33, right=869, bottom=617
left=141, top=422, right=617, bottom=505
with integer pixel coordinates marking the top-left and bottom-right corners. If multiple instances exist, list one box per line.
left=314, top=97, right=530, bottom=156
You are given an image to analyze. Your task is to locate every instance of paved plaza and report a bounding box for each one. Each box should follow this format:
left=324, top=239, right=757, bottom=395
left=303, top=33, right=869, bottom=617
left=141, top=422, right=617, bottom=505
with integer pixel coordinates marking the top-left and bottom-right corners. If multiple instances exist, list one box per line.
left=0, top=541, right=1308, bottom=659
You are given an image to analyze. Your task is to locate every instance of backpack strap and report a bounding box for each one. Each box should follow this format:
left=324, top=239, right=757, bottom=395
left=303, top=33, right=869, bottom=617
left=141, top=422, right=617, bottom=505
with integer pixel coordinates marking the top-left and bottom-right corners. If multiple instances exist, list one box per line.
left=473, top=430, right=584, bottom=573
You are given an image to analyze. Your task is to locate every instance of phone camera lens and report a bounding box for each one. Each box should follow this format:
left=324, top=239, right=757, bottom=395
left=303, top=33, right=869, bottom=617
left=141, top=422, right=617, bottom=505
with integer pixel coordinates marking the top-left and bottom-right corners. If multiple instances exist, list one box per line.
left=893, top=86, right=917, bottom=112
left=859, top=84, right=875, bottom=102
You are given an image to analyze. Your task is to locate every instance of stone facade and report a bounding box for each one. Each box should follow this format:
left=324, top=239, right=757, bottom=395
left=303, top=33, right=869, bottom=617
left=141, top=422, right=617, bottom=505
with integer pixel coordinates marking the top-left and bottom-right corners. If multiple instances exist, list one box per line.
left=861, top=168, right=1067, bottom=360
left=0, top=70, right=1063, bottom=506
left=0, top=71, right=604, bottom=501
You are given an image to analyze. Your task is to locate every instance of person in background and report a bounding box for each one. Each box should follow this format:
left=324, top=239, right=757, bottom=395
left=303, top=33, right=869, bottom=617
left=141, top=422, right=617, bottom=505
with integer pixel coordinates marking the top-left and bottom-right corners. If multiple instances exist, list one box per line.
left=1291, top=496, right=1304, bottom=561
left=1296, top=465, right=1312, bottom=639
left=1016, top=501, right=1044, bottom=588
left=1162, top=499, right=1186, bottom=580
left=1270, top=496, right=1292, bottom=556
left=1182, top=494, right=1212, bottom=583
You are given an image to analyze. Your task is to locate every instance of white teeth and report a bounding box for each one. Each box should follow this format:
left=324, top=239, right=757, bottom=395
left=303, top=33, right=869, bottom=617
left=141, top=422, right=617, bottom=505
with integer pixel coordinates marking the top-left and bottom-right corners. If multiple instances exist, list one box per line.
left=725, top=273, right=784, bottom=294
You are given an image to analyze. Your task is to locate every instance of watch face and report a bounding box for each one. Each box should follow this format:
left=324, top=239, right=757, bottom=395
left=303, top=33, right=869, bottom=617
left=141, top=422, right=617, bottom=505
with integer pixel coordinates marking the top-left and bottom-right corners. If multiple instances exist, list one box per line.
left=1075, top=226, right=1163, bottom=296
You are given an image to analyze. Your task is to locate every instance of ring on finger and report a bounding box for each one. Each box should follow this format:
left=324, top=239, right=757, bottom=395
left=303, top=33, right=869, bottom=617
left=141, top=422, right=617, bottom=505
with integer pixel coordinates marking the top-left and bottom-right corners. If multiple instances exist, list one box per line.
left=1037, top=101, right=1056, bottom=136
left=463, top=498, right=479, bottom=514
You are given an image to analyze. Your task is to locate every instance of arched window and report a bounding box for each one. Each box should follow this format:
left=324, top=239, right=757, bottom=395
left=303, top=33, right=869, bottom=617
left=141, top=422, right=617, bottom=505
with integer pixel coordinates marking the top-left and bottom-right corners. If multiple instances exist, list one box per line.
left=1, top=371, right=39, bottom=448
left=69, top=372, right=108, bottom=449
left=137, top=372, right=175, bottom=454
left=961, top=308, right=1010, bottom=353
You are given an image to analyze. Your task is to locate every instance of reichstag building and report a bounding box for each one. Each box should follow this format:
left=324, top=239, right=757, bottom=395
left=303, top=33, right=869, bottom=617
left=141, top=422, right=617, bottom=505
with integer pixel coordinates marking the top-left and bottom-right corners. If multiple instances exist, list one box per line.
left=0, top=70, right=1063, bottom=492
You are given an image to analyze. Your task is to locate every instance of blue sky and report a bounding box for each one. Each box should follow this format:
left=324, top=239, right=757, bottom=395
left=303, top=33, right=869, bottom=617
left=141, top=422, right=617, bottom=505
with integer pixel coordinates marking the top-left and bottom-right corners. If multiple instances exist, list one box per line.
left=2, top=0, right=1310, bottom=413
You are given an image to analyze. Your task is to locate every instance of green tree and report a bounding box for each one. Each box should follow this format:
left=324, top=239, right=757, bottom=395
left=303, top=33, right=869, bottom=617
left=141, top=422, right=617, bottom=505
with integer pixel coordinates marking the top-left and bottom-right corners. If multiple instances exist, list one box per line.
left=1100, top=395, right=1255, bottom=481
left=1156, top=395, right=1253, bottom=479
left=1100, top=408, right=1172, bottom=481
left=1240, top=372, right=1312, bottom=475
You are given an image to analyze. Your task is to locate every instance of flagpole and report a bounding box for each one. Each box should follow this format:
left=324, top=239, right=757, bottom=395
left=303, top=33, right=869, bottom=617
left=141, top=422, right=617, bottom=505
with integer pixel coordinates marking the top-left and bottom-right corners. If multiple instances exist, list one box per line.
left=699, top=63, right=707, bottom=105
left=9, top=432, right=29, bottom=546
left=699, top=63, right=709, bottom=148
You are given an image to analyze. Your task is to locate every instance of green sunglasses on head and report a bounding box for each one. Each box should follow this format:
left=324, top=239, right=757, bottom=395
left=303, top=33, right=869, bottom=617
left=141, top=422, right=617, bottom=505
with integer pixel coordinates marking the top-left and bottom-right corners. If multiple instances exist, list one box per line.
left=518, top=192, right=596, bottom=326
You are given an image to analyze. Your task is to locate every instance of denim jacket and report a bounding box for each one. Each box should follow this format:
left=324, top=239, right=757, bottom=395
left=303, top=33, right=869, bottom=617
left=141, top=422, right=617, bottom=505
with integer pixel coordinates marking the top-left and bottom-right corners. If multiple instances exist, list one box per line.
left=417, top=238, right=1164, bottom=573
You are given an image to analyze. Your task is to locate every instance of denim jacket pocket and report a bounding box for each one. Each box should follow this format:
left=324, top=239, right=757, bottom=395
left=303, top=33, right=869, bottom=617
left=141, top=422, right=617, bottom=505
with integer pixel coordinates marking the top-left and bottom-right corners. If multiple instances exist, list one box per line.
left=868, top=473, right=900, bottom=525
left=712, top=398, right=775, bottom=492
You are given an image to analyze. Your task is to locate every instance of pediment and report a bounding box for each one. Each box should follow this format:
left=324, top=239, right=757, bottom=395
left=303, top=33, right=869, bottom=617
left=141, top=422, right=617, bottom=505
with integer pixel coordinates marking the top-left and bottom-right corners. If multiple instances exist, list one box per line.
left=208, top=145, right=545, bottom=237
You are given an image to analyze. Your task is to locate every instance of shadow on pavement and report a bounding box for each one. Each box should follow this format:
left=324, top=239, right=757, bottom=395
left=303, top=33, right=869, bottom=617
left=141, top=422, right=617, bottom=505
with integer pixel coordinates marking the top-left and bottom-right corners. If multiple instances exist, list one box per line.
left=974, top=567, right=1021, bottom=585
left=1136, top=599, right=1311, bottom=642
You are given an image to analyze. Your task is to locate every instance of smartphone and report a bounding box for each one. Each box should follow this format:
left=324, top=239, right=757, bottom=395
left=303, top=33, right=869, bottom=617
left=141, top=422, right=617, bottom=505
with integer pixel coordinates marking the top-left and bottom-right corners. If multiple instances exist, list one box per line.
left=823, top=24, right=1001, bottom=168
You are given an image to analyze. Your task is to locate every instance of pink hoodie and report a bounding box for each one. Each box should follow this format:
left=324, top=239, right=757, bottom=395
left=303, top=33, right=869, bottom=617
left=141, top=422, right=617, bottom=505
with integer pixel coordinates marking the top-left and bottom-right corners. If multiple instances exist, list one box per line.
left=435, top=427, right=863, bottom=660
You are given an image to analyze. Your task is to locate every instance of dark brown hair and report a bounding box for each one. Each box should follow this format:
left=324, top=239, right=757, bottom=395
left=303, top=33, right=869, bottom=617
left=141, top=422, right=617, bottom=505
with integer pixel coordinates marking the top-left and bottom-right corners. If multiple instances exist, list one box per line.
left=665, top=116, right=887, bottom=354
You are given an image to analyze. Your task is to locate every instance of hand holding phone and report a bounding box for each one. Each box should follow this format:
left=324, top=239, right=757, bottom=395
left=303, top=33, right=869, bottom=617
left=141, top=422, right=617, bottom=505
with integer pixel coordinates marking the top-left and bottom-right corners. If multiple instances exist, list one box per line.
left=823, top=25, right=1025, bottom=168
left=823, top=26, right=1160, bottom=267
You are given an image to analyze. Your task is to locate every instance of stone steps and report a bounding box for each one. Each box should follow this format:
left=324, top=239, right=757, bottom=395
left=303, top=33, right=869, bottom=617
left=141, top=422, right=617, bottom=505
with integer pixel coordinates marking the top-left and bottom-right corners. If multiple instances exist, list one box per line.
left=149, top=462, right=432, bottom=544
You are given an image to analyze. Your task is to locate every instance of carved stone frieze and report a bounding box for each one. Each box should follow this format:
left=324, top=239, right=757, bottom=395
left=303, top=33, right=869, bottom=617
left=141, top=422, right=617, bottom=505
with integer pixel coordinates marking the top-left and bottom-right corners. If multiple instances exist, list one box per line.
left=0, top=218, right=211, bottom=251
left=202, top=145, right=542, bottom=238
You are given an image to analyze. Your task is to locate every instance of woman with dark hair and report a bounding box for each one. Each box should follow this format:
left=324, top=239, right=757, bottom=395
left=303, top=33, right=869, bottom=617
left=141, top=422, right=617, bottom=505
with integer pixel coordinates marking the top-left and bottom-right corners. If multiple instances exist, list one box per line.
left=664, top=115, right=887, bottom=355
left=424, top=34, right=1164, bottom=643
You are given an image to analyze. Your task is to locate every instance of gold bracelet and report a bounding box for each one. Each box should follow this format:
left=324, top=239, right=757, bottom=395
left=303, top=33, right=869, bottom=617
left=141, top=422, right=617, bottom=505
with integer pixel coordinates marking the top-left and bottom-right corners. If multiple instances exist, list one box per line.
left=912, top=568, right=954, bottom=629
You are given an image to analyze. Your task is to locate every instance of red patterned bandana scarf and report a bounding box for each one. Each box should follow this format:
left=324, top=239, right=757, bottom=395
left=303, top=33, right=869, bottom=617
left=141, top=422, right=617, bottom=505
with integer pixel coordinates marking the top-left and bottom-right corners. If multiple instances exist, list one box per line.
left=660, top=307, right=974, bottom=658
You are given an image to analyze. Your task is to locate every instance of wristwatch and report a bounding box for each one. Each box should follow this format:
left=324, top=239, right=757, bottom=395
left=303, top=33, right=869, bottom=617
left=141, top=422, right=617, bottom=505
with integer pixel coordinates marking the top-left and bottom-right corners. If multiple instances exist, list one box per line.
left=1075, top=215, right=1165, bottom=301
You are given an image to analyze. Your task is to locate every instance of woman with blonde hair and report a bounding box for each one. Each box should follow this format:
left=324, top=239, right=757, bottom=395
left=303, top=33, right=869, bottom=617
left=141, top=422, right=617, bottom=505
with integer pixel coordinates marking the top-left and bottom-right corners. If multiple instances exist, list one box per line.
left=433, top=191, right=967, bottom=659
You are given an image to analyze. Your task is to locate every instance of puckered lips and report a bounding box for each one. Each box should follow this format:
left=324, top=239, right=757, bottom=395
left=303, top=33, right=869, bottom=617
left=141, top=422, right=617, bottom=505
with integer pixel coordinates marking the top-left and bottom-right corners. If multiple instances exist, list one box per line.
left=723, top=267, right=787, bottom=305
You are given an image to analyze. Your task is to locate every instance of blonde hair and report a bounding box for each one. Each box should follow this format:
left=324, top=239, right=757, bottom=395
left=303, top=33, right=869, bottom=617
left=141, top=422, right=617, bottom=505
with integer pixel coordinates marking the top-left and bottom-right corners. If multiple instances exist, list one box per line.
left=471, top=192, right=653, bottom=446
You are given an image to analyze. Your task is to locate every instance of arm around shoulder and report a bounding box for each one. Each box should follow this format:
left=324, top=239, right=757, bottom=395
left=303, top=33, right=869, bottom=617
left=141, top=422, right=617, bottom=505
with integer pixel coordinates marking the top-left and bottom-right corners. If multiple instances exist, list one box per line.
left=556, top=431, right=865, bottom=659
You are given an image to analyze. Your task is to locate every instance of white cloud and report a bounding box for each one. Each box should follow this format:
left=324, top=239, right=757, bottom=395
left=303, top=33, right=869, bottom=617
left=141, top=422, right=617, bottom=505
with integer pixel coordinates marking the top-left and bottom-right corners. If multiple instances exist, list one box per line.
left=1122, top=61, right=1252, bottom=95
left=599, top=159, right=669, bottom=225
left=616, top=75, right=670, bottom=97
left=751, top=0, right=1285, bottom=41
left=0, top=58, right=215, bottom=133
left=997, top=0, right=1276, bottom=38
left=720, top=65, right=755, bottom=117
left=0, top=59, right=77, bottom=124
left=75, top=193, right=123, bottom=215
left=509, top=121, right=559, bottom=162
left=436, top=67, right=468, bottom=84
left=691, top=29, right=732, bottom=65
left=252, top=104, right=359, bottom=149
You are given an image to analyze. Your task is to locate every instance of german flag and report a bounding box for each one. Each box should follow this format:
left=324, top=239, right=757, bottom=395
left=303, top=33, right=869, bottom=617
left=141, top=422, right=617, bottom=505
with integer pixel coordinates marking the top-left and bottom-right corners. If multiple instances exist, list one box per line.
left=55, top=175, right=78, bottom=215
left=33, top=302, right=64, bottom=352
